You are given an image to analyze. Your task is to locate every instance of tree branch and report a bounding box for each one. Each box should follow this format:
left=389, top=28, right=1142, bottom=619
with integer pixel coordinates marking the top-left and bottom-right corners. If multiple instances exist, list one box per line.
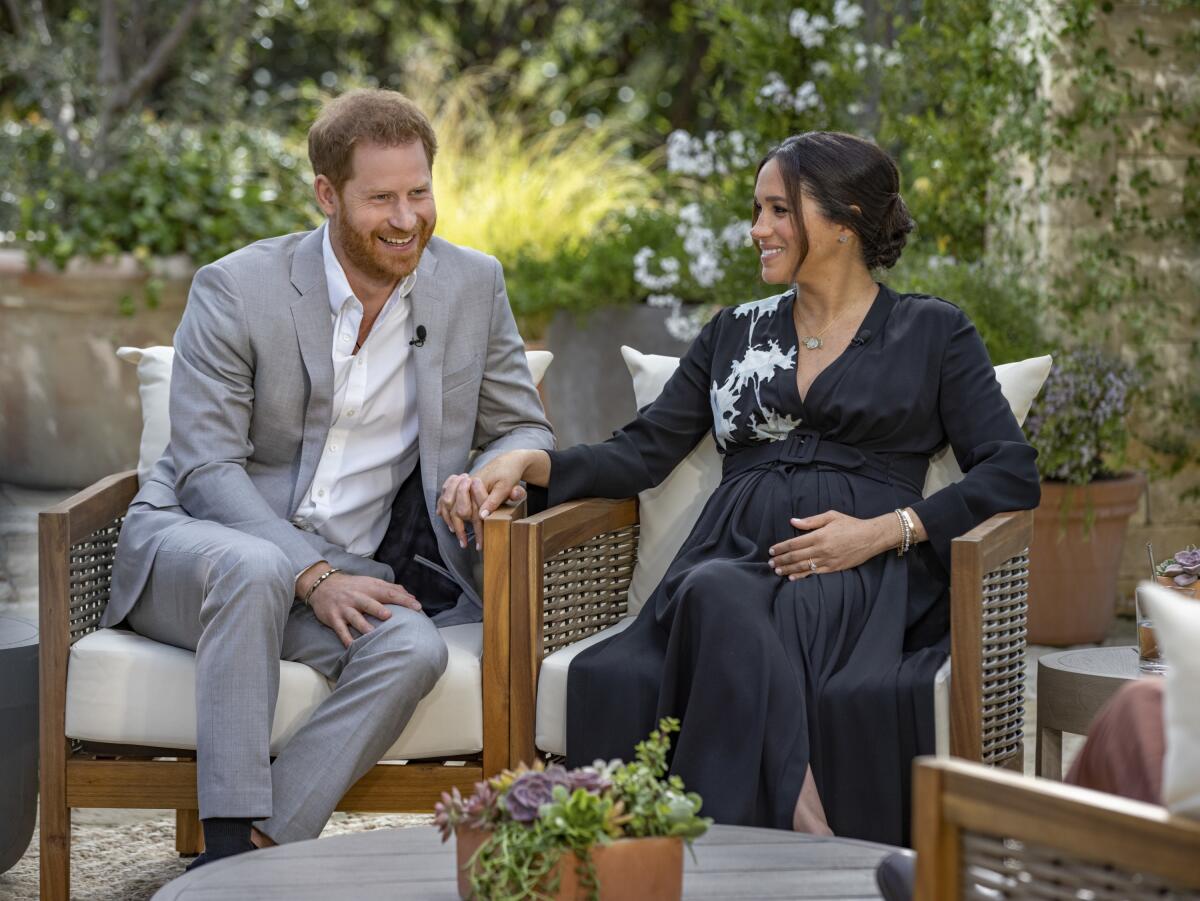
left=109, top=0, right=204, bottom=113
left=2, top=0, right=23, bottom=36
left=99, top=0, right=121, bottom=89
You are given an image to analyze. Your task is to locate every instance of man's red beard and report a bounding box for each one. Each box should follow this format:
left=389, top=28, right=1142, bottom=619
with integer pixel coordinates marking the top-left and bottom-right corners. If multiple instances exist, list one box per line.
left=330, top=209, right=434, bottom=284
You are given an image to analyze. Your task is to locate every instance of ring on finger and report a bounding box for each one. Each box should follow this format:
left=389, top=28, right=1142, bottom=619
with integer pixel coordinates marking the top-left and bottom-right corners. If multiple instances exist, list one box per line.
left=808, top=560, right=818, bottom=573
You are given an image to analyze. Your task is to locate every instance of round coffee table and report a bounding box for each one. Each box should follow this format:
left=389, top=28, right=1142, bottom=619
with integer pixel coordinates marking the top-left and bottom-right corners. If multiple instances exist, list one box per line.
left=1035, top=645, right=1141, bottom=780
left=151, top=823, right=895, bottom=900
left=0, top=614, right=38, bottom=874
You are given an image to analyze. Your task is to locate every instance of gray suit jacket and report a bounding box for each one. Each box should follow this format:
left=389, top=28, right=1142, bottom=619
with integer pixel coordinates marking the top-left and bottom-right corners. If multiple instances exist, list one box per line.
left=107, top=227, right=554, bottom=627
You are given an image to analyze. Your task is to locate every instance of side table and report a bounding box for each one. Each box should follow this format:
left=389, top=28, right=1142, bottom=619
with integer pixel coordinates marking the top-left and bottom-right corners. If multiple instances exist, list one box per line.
left=0, top=614, right=38, bottom=873
left=1035, top=646, right=1140, bottom=780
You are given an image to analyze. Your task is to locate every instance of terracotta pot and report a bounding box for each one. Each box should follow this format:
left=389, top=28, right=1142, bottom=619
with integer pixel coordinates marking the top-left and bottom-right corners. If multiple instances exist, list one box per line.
left=455, top=826, right=683, bottom=900
left=1028, top=473, right=1146, bottom=645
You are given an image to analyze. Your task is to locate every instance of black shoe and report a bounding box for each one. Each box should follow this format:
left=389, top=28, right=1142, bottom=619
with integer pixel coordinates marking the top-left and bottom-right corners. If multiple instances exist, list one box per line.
left=184, top=852, right=211, bottom=872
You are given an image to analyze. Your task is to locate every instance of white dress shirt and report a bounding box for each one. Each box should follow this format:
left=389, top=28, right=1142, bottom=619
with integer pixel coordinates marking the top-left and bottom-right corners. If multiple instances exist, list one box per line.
left=292, top=224, right=421, bottom=556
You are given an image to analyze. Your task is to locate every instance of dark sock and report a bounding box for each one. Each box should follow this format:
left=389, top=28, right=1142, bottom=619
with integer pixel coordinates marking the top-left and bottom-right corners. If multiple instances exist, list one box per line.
left=200, top=817, right=255, bottom=861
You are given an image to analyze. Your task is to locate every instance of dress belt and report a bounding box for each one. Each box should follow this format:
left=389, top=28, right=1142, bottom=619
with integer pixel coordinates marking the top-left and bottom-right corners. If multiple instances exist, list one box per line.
left=721, top=428, right=927, bottom=496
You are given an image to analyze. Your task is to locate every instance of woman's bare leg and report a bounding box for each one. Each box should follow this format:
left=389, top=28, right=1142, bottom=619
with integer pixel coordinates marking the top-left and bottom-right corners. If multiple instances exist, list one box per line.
left=793, top=765, right=833, bottom=834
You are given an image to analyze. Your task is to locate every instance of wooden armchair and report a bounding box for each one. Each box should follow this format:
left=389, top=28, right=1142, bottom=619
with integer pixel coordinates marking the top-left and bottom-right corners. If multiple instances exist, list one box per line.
left=508, top=497, right=1033, bottom=770
left=913, top=757, right=1200, bottom=898
left=38, top=470, right=520, bottom=901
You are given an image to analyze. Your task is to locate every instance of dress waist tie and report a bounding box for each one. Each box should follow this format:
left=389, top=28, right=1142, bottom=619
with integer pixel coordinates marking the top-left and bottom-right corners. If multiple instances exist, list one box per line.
left=721, top=428, right=927, bottom=496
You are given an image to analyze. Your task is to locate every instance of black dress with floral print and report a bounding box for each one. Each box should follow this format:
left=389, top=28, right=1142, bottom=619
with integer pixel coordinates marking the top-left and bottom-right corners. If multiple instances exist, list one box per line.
left=541, top=284, right=1040, bottom=844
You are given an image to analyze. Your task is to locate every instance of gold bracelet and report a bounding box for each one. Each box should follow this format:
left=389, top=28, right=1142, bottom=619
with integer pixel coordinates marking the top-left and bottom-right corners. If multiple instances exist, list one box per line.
left=899, top=508, right=916, bottom=555
left=894, top=509, right=909, bottom=556
left=303, top=567, right=341, bottom=605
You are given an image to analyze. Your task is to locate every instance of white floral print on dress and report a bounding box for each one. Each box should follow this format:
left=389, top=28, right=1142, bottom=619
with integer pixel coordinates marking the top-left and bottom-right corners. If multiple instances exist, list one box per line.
left=710, top=292, right=799, bottom=450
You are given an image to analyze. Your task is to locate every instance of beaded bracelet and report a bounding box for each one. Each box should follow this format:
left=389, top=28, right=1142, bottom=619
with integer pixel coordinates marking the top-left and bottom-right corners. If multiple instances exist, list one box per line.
left=303, top=567, right=342, bottom=606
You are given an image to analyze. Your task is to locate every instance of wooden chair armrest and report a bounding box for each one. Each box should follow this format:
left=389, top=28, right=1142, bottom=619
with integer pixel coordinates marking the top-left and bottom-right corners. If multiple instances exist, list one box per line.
left=509, top=497, right=639, bottom=764
left=914, top=757, right=1200, bottom=899
left=949, top=509, right=1034, bottom=766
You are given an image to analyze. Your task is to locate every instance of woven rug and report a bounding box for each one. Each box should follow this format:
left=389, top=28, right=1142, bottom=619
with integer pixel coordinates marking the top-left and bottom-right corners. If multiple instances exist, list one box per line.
left=0, top=812, right=432, bottom=901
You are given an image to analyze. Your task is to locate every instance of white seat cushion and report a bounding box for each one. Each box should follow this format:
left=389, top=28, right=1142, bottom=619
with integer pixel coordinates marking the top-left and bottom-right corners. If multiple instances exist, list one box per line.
left=534, top=616, right=953, bottom=759
left=66, top=624, right=484, bottom=759
left=535, top=617, right=636, bottom=756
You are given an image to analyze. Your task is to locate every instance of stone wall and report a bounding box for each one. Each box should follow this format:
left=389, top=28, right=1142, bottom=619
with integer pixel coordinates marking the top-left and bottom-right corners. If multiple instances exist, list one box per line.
left=1038, top=1, right=1199, bottom=610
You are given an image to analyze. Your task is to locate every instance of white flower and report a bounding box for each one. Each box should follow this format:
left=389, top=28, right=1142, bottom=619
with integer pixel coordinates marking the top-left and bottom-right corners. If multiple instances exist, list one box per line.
left=633, top=247, right=682, bottom=292
left=665, top=309, right=702, bottom=343
left=792, top=81, right=821, bottom=113
left=666, top=130, right=715, bottom=177
left=789, top=9, right=830, bottom=48
left=833, top=0, right=864, bottom=29
left=720, top=221, right=751, bottom=250
left=646, top=292, right=680, bottom=308
left=812, top=60, right=834, bottom=77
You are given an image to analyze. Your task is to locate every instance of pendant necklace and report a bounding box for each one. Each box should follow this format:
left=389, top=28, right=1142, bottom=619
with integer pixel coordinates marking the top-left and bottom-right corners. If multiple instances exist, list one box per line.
left=796, top=302, right=854, bottom=350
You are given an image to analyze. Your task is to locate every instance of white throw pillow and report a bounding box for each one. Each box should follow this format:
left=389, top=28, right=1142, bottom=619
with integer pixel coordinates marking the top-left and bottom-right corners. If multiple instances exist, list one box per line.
left=118, top=345, right=554, bottom=485
left=621, top=347, right=1051, bottom=615
left=1138, top=582, right=1200, bottom=820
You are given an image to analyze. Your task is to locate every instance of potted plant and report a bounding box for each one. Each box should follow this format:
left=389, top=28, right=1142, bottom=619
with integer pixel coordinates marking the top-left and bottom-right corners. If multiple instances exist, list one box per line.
left=434, top=718, right=710, bottom=901
left=1155, top=545, right=1199, bottom=599
left=1024, top=348, right=1146, bottom=644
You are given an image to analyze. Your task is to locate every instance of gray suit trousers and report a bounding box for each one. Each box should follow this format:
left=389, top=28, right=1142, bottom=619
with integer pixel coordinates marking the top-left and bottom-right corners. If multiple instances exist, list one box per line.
left=124, top=504, right=449, bottom=843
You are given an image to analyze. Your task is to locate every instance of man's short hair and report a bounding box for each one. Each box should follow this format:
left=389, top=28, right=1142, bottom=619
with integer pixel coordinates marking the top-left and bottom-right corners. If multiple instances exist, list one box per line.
left=308, top=89, right=438, bottom=190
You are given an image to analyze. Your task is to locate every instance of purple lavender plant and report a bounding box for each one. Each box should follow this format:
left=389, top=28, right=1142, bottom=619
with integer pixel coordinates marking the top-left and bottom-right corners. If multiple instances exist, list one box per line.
left=504, top=767, right=573, bottom=822
left=1024, top=348, right=1139, bottom=485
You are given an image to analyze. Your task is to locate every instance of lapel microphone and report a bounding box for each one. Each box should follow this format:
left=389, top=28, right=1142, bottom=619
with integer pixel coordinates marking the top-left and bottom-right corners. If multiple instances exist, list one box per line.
left=850, top=329, right=872, bottom=347
left=409, top=325, right=427, bottom=347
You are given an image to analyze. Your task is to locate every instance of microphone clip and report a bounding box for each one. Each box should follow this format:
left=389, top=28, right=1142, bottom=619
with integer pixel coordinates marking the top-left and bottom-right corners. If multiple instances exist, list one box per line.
left=410, top=325, right=427, bottom=347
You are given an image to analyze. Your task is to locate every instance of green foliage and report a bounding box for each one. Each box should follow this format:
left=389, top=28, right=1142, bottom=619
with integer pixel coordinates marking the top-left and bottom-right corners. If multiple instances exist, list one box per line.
left=1, top=118, right=317, bottom=267
left=887, top=256, right=1051, bottom=365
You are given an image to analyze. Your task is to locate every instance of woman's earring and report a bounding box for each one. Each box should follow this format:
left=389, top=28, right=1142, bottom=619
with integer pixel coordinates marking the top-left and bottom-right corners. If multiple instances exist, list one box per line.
left=837, top=235, right=849, bottom=244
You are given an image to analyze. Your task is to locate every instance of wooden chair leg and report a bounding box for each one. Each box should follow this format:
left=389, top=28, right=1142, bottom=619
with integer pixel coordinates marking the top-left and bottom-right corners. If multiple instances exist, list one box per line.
left=175, top=808, right=204, bottom=856
left=38, top=787, right=70, bottom=901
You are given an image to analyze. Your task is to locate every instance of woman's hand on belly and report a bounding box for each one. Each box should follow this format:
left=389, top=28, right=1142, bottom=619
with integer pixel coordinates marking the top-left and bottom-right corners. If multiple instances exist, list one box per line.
left=767, top=510, right=900, bottom=580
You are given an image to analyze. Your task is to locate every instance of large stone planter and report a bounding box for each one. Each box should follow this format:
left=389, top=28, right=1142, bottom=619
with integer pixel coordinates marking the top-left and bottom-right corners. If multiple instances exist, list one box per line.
left=539, top=304, right=690, bottom=447
left=1028, top=473, right=1147, bottom=645
left=0, top=251, right=191, bottom=489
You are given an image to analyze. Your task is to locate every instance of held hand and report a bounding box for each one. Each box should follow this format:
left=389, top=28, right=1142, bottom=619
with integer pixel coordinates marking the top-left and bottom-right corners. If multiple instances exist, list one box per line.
left=307, top=573, right=421, bottom=648
left=436, top=469, right=527, bottom=551
left=767, top=510, right=895, bottom=580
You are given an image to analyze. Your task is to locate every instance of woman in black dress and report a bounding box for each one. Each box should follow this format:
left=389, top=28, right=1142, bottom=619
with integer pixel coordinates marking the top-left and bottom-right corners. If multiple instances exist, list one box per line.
left=444, top=132, right=1040, bottom=845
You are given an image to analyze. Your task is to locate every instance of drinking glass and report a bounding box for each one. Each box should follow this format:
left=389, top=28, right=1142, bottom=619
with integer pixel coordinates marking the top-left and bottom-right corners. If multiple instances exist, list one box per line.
left=1135, top=585, right=1167, bottom=675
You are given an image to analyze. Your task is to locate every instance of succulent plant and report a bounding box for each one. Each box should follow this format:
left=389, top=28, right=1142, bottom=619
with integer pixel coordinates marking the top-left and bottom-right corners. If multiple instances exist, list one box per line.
left=433, top=718, right=711, bottom=901
left=1157, top=545, right=1200, bottom=587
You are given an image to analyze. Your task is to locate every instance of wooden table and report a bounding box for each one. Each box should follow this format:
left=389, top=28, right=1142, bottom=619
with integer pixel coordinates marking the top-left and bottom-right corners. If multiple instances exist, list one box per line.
left=1035, top=645, right=1140, bottom=780
left=151, top=824, right=895, bottom=900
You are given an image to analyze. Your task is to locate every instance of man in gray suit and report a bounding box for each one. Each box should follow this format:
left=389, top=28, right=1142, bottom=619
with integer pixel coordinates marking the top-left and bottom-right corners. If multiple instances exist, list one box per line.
left=106, top=89, right=554, bottom=864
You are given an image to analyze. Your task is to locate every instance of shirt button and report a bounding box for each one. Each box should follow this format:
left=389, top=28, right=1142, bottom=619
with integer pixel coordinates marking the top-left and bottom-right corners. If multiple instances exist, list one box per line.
left=346, top=410, right=356, bottom=417
left=356, top=357, right=364, bottom=365
left=329, top=443, right=338, bottom=451
left=317, top=488, right=326, bottom=498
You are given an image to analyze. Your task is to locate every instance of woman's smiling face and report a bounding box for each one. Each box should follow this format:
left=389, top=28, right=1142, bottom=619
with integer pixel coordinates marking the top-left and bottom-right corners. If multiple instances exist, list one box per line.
left=750, top=156, right=846, bottom=285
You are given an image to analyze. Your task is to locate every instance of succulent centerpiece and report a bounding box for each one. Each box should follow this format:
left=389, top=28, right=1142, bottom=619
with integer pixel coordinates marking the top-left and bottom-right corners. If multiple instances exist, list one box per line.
left=435, top=718, right=710, bottom=901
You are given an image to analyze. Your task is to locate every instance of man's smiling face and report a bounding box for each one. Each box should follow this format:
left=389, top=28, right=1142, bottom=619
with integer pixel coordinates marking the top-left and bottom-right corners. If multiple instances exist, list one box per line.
left=320, top=140, right=436, bottom=287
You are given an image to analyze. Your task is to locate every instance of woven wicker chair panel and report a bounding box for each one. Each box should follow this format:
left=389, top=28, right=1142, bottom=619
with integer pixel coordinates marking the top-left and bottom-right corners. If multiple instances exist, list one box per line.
left=541, top=525, right=638, bottom=657
left=69, top=518, right=122, bottom=644
left=960, top=832, right=1200, bottom=899
left=977, top=551, right=1028, bottom=766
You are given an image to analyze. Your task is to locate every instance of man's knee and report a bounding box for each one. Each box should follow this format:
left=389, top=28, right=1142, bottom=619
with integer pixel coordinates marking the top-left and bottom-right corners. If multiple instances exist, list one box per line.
left=207, top=539, right=295, bottom=610
left=371, top=609, right=449, bottom=687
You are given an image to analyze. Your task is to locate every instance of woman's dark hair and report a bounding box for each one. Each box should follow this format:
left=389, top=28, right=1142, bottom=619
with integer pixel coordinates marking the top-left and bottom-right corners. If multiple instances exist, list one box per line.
left=755, top=132, right=916, bottom=272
